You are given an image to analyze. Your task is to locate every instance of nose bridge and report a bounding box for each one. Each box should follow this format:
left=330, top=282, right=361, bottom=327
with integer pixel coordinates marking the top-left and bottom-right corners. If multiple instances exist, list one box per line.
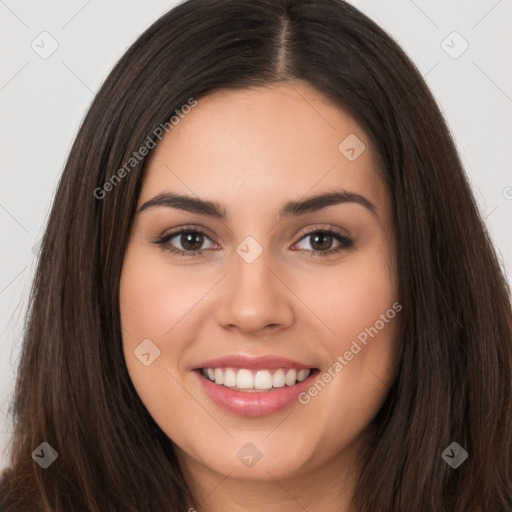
left=235, top=237, right=275, bottom=295
left=215, top=235, right=295, bottom=334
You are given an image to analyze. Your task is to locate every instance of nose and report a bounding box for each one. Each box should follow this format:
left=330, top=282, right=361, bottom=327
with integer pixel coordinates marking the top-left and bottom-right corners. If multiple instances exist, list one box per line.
left=215, top=247, right=295, bottom=337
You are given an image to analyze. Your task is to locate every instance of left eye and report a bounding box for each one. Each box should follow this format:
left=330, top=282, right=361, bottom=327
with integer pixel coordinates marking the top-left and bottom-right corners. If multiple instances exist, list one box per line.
left=292, top=229, right=353, bottom=255
left=153, top=227, right=353, bottom=258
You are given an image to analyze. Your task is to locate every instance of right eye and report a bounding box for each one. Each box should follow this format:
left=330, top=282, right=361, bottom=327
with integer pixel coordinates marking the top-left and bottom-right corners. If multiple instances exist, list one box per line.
left=153, top=228, right=219, bottom=257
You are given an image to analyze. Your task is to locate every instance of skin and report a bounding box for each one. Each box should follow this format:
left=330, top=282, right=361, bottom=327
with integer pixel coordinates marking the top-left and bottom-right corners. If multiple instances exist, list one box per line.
left=119, top=79, right=401, bottom=512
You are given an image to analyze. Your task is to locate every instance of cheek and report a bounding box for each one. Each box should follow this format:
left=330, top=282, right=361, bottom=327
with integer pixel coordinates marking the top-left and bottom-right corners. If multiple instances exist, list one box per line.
left=334, top=251, right=399, bottom=381
left=119, top=247, right=191, bottom=418
left=295, top=241, right=398, bottom=352
left=334, top=261, right=397, bottom=341
left=120, top=248, right=171, bottom=334
left=296, top=244, right=399, bottom=426
left=119, top=246, right=205, bottom=343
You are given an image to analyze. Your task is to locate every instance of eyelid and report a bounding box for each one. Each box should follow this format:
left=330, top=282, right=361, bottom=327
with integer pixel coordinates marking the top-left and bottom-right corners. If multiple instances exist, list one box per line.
left=294, top=224, right=351, bottom=241
left=156, top=224, right=216, bottom=242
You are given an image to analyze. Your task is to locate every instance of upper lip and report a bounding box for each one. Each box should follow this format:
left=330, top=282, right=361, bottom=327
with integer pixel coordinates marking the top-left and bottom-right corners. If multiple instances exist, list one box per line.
left=192, top=354, right=315, bottom=371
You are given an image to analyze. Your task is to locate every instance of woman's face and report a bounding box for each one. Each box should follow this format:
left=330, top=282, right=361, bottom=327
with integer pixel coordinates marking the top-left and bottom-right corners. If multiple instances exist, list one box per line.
left=120, top=80, right=400, bottom=486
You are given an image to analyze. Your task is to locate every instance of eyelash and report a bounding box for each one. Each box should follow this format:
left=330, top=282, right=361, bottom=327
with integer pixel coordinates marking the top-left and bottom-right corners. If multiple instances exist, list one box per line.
left=153, top=226, right=354, bottom=258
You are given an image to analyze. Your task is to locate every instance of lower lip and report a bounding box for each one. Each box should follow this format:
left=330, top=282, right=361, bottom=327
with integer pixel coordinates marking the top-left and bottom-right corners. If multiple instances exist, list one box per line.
left=194, top=369, right=318, bottom=417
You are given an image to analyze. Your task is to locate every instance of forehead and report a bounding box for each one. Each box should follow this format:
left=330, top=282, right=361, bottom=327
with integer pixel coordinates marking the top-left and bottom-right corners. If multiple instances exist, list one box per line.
left=139, top=80, right=389, bottom=220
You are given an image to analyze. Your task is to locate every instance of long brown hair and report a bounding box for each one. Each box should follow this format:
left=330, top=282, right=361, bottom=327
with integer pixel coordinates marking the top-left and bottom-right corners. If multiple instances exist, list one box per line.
left=1, top=0, right=511, bottom=510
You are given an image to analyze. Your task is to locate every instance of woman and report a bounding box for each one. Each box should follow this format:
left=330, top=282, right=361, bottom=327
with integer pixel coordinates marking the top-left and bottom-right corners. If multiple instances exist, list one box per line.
left=1, top=0, right=511, bottom=510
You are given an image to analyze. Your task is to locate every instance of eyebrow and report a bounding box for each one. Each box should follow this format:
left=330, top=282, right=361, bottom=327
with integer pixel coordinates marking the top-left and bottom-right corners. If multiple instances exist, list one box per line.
left=137, top=190, right=377, bottom=218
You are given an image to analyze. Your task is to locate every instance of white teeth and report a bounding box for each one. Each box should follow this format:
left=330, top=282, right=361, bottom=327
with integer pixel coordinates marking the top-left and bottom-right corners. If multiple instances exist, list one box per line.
left=297, top=369, right=310, bottom=382
left=272, top=369, right=286, bottom=388
left=214, top=368, right=224, bottom=385
left=254, top=370, right=273, bottom=390
left=223, top=368, right=237, bottom=387
left=236, top=369, right=254, bottom=389
left=285, top=369, right=297, bottom=386
left=201, top=367, right=312, bottom=390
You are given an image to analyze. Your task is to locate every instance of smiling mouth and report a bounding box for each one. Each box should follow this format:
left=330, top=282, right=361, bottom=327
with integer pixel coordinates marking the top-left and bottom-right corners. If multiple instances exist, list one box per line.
left=199, top=367, right=319, bottom=392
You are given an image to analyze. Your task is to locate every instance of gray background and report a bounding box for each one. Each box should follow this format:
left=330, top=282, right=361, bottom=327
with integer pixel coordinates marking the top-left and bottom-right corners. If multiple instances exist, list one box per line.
left=1, top=0, right=511, bottom=468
